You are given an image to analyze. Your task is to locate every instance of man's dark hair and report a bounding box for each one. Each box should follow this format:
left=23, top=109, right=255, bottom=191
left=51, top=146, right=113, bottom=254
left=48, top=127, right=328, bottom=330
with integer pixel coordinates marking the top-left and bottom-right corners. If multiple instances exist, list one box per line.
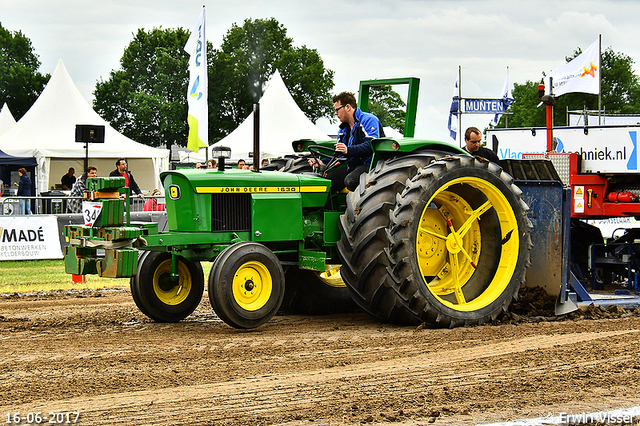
left=465, top=127, right=481, bottom=141
left=332, top=92, right=357, bottom=109
left=68, top=167, right=75, bottom=173
left=87, top=166, right=97, bottom=173
left=116, top=158, right=125, bottom=167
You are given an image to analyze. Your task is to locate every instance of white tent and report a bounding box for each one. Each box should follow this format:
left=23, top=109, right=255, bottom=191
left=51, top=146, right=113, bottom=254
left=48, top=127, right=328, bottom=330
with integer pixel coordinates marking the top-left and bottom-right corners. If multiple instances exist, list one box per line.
left=383, top=126, right=403, bottom=139
left=0, top=103, right=16, bottom=136
left=208, top=70, right=330, bottom=162
left=0, top=60, right=169, bottom=193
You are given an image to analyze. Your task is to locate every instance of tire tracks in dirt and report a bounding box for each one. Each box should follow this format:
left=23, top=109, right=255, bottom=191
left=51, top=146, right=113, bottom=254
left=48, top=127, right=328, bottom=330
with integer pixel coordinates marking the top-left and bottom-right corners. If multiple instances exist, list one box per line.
left=2, top=328, right=637, bottom=425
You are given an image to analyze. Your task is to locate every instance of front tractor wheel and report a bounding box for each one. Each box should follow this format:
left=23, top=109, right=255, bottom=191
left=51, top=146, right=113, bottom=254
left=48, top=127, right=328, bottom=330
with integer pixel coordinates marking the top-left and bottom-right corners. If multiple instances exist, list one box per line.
left=130, top=251, right=204, bottom=322
left=388, top=155, right=532, bottom=327
left=208, top=242, right=285, bottom=329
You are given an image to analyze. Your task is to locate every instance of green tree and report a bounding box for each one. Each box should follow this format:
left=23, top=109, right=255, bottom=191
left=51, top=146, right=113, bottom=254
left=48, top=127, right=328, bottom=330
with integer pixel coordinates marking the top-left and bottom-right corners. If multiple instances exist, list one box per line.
left=368, top=85, right=406, bottom=134
left=94, top=18, right=335, bottom=148
left=0, top=22, right=49, bottom=120
left=501, top=80, right=545, bottom=128
left=93, top=27, right=191, bottom=148
left=209, top=18, right=334, bottom=141
left=496, top=46, right=640, bottom=128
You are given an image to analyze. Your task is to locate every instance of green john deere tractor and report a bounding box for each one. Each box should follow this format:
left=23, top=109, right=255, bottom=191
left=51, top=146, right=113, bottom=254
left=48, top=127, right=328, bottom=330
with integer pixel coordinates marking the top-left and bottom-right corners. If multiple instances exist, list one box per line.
left=64, top=78, right=531, bottom=329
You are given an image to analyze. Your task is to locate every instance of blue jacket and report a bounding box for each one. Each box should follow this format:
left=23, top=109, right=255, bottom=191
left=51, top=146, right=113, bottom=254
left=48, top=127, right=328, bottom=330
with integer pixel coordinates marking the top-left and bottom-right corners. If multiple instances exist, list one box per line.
left=337, top=108, right=384, bottom=171
left=17, top=174, right=32, bottom=196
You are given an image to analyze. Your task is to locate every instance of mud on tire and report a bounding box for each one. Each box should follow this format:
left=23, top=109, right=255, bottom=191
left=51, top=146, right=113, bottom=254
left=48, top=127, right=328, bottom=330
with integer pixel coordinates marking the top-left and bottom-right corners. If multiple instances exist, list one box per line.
left=336, top=151, right=445, bottom=323
left=387, top=155, right=532, bottom=327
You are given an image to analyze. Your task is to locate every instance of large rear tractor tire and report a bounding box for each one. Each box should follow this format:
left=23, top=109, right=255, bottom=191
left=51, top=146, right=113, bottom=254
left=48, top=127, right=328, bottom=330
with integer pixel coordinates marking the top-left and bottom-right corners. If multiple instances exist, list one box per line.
left=208, top=242, right=285, bottom=329
left=336, top=151, right=445, bottom=323
left=130, top=251, right=204, bottom=322
left=387, top=155, right=532, bottom=327
left=281, top=266, right=356, bottom=315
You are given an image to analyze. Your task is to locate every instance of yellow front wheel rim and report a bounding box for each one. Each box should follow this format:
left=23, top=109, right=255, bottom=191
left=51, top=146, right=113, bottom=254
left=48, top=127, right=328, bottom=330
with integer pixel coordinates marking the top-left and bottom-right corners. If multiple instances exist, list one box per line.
left=416, top=177, right=519, bottom=312
left=233, top=261, right=273, bottom=311
left=153, top=259, right=192, bottom=306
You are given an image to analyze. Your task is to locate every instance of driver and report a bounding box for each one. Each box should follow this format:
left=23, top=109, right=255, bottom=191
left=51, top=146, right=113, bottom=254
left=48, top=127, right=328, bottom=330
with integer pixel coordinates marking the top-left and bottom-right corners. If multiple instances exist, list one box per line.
left=309, top=92, right=384, bottom=191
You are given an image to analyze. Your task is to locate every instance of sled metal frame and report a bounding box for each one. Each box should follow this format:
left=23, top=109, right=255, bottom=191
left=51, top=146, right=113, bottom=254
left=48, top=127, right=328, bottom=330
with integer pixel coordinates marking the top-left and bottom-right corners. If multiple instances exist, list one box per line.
left=507, top=158, right=640, bottom=314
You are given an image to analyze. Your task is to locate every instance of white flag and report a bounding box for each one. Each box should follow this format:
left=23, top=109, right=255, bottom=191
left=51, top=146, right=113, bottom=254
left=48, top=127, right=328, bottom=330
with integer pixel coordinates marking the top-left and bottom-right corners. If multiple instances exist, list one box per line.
left=492, top=68, right=513, bottom=126
left=184, top=7, right=208, bottom=152
left=546, top=38, right=600, bottom=97
left=448, top=77, right=459, bottom=140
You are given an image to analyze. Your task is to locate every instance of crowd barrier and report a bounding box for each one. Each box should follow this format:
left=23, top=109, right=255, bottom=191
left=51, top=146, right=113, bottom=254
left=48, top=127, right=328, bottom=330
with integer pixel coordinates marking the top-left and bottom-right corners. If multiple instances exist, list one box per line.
left=0, top=195, right=161, bottom=215
left=0, top=197, right=168, bottom=260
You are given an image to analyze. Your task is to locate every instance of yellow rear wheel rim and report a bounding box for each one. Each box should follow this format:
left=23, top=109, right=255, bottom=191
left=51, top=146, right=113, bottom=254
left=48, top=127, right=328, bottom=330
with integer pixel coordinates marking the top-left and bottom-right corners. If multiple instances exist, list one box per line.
left=233, top=261, right=273, bottom=311
left=416, top=177, right=519, bottom=312
left=315, top=265, right=345, bottom=288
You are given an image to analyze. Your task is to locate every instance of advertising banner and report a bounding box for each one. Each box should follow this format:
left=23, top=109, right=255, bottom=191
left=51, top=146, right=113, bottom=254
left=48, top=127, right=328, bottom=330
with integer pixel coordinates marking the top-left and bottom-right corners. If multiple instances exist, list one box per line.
left=487, top=126, right=640, bottom=173
left=0, top=216, right=63, bottom=260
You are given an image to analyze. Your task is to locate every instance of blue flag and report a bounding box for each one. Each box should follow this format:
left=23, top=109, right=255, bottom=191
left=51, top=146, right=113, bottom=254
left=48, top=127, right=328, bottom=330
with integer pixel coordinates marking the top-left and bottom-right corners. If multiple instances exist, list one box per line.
left=448, top=77, right=459, bottom=140
left=492, top=68, right=513, bottom=126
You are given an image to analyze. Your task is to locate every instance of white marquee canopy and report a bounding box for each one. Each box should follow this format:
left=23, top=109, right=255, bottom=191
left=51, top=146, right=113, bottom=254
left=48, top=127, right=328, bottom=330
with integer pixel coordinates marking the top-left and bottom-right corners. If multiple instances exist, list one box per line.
left=0, top=103, right=16, bottom=136
left=207, top=70, right=331, bottom=162
left=0, top=60, right=168, bottom=193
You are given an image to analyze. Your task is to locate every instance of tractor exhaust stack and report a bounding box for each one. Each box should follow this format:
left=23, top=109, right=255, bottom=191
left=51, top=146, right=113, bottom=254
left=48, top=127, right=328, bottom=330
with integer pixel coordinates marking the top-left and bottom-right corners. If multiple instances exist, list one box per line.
left=253, top=103, right=260, bottom=172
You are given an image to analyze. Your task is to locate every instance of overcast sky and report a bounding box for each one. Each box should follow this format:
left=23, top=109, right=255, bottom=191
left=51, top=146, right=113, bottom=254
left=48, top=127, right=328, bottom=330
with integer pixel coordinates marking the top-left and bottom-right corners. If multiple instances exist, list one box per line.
left=3, top=0, right=640, bottom=145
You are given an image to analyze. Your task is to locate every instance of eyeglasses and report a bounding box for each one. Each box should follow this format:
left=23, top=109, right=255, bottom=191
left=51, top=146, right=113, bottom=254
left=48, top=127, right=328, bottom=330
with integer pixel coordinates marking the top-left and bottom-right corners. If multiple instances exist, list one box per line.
left=334, top=105, right=346, bottom=113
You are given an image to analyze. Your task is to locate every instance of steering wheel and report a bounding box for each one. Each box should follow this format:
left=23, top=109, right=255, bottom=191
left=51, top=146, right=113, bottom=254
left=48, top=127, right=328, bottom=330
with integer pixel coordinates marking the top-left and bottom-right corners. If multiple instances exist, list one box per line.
left=308, top=145, right=346, bottom=175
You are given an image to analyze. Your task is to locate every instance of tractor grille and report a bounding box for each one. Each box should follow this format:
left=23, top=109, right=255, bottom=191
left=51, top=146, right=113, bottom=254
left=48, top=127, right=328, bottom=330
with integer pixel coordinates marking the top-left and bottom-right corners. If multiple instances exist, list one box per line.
left=211, top=193, right=251, bottom=232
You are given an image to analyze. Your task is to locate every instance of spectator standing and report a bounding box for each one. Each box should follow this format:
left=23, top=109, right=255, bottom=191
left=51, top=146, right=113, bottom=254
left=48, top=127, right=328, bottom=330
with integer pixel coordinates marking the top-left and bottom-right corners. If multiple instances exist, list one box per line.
left=61, top=167, right=76, bottom=190
left=109, top=159, right=144, bottom=198
left=67, top=166, right=97, bottom=213
left=143, top=189, right=166, bottom=211
left=15, top=168, right=32, bottom=215
left=207, top=159, right=217, bottom=169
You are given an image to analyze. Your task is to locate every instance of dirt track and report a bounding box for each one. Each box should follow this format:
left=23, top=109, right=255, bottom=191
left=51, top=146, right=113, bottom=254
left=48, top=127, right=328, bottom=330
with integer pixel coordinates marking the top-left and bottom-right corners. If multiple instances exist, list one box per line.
left=1, top=287, right=640, bottom=426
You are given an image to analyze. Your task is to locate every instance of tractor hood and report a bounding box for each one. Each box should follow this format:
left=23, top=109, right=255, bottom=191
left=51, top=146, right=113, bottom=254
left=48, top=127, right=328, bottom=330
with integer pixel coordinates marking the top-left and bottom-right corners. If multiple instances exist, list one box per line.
left=159, top=169, right=331, bottom=233
left=161, top=168, right=329, bottom=196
